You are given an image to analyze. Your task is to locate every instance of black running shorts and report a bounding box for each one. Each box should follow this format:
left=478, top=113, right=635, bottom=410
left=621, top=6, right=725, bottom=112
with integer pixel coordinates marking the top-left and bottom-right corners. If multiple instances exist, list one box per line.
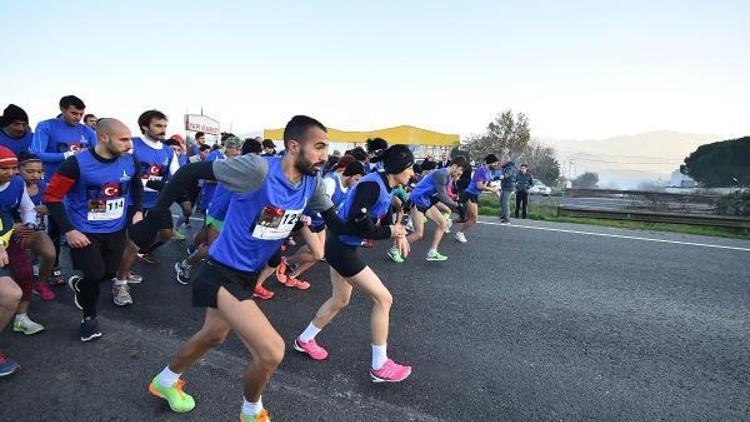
left=324, top=232, right=366, bottom=278
left=192, top=258, right=258, bottom=308
left=310, top=224, right=326, bottom=233
left=466, top=193, right=480, bottom=203
left=192, top=249, right=282, bottom=308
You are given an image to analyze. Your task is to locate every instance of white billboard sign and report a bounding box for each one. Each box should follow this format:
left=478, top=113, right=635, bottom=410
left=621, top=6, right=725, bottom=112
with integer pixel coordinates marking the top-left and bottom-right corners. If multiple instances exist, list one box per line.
left=184, top=114, right=220, bottom=146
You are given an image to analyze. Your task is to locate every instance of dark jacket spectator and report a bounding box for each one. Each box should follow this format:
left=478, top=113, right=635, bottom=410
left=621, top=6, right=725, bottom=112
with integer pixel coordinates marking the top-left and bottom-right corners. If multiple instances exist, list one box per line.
left=515, top=169, right=534, bottom=192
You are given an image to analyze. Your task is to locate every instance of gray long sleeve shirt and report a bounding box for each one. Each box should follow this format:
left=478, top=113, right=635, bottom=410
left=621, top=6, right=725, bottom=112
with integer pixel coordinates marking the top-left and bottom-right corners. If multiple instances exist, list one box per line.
left=433, top=168, right=458, bottom=208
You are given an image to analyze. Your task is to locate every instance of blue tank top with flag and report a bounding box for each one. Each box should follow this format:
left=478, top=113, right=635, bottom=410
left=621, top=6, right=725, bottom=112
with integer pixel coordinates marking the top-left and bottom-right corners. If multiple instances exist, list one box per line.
left=0, top=176, right=25, bottom=218
left=337, top=171, right=392, bottom=247
left=67, top=150, right=136, bottom=233
left=132, top=137, right=174, bottom=209
left=209, top=156, right=318, bottom=272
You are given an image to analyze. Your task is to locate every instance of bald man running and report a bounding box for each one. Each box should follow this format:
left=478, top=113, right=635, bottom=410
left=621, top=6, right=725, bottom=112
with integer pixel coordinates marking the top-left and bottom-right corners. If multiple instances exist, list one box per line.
left=44, top=118, right=144, bottom=341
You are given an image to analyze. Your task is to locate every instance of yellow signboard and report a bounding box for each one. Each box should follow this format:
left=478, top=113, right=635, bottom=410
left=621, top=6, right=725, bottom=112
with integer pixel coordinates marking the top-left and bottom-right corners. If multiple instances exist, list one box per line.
left=263, top=125, right=459, bottom=147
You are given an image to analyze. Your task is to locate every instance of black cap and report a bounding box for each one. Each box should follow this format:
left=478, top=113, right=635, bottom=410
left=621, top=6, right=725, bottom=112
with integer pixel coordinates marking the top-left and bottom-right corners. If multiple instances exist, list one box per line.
left=485, top=153, right=499, bottom=164
left=378, top=145, right=414, bottom=174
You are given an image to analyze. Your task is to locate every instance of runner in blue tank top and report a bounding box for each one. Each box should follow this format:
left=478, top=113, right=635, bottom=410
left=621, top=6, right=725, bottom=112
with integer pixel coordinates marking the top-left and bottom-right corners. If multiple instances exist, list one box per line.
left=454, top=154, right=501, bottom=243
left=387, top=156, right=468, bottom=263
left=44, top=119, right=143, bottom=343
left=294, top=144, right=416, bottom=384
left=275, top=155, right=365, bottom=292
left=0, top=147, right=45, bottom=336
left=133, top=115, right=352, bottom=420
left=113, top=110, right=178, bottom=301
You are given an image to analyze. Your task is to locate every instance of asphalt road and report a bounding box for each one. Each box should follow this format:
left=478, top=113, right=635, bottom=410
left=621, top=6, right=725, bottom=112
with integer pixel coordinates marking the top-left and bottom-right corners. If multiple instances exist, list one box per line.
left=1, top=217, right=749, bottom=421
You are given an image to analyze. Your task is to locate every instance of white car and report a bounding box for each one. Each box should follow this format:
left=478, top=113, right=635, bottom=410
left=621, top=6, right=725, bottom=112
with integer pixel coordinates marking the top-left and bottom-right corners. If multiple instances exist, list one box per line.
left=529, top=179, right=551, bottom=196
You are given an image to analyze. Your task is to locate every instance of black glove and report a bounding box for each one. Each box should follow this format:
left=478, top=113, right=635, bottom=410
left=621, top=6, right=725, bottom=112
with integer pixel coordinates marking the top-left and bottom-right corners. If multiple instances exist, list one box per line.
left=145, top=180, right=165, bottom=191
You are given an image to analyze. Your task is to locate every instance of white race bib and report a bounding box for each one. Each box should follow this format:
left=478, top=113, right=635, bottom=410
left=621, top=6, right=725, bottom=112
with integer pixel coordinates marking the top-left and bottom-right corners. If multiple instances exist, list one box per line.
left=251, top=206, right=303, bottom=240
left=87, top=197, right=125, bottom=221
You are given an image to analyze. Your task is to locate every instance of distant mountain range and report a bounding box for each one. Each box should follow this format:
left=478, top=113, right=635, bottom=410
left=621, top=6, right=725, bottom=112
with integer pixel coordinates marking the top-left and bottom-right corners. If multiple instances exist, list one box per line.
left=544, top=131, right=725, bottom=188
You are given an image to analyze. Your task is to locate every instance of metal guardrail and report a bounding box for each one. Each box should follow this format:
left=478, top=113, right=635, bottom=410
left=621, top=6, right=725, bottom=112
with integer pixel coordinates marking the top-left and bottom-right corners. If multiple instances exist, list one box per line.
left=557, top=206, right=750, bottom=229
left=563, top=189, right=720, bottom=204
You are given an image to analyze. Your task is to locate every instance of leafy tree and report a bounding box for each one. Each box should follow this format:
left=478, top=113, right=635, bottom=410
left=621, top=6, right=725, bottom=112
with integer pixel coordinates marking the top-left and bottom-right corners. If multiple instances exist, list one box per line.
left=680, top=137, right=750, bottom=187
left=572, top=172, right=599, bottom=189
left=464, top=109, right=531, bottom=159
left=519, top=140, right=561, bottom=186
left=449, top=147, right=470, bottom=160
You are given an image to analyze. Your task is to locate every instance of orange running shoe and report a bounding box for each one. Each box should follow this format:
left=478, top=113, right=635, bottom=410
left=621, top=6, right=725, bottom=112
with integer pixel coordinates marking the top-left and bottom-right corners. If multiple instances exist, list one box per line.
left=252, top=285, right=274, bottom=300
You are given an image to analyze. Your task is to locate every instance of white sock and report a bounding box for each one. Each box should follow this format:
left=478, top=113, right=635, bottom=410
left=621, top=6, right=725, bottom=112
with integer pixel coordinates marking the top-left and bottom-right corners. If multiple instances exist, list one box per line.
left=15, top=313, right=27, bottom=321
left=242, top=396, right=263, bottom=417
left=157, top=366, right=181, bottom=388
left=372, top=343, right=388, bottom=370
left=114, top=278, right=128, bottom=286
left=299, top=322, right=321, bottom=343
left=428, top=248, right=437, bottom=255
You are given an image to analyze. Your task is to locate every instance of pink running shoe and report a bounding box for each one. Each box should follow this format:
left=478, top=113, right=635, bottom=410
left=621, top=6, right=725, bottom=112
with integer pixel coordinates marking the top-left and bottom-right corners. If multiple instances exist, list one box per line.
left=33, top=282, right=56, bottom=301
left=293, top=336, right=328, bottom=360
left=370, top=359, right=412, bottom=383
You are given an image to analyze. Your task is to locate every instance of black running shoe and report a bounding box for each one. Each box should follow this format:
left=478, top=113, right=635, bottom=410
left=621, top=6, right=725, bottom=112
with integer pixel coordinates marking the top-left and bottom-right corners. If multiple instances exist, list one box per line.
left=80, top=318, right=102, bottom=342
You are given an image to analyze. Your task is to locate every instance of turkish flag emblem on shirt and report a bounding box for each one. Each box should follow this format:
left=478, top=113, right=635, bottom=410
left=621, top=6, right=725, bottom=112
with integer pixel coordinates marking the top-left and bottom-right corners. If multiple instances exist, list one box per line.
left=102, top=183, right=121, bottom=198
left=149, top=165, right=162, bottom=176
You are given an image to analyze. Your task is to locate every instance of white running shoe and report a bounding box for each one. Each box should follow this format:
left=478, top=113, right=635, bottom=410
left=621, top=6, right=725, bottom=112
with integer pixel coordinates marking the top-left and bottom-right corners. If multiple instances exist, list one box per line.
left=13, top=315, right=45, bottom=335
left=454, top=231, right=467, bottom=243
left=112, top=284, right=133, bottom=306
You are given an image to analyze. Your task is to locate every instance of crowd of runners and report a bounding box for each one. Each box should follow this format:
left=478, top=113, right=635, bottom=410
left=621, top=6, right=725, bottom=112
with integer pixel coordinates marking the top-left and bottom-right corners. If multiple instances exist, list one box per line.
left=0, top=95, right=534, bottom=421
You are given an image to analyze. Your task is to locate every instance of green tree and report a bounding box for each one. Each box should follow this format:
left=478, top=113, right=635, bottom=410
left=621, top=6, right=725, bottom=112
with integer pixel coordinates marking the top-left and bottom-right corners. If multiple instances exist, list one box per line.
left=449, top=147, right=470, bottom=160
left=572, top=172, right=599, bottom=189
left=464, top=109, right=531, bottom=160
left=519, top=140, right=561, bottom=186
left=681, top=137, right=750, bottom=187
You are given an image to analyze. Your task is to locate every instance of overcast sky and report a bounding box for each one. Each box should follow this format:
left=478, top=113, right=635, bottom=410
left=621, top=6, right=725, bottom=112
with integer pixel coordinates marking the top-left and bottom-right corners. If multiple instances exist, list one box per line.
left=2, top=0, right=747, bottom=140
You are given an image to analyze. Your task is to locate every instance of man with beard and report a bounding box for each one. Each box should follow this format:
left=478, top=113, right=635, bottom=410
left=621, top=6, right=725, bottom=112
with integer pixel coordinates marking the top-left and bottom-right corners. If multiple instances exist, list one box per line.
left=112, top=110, right=177, bottom=306
left=44, top=118, right=143, bottom=341
left=134, top=115, right=352, bottom=421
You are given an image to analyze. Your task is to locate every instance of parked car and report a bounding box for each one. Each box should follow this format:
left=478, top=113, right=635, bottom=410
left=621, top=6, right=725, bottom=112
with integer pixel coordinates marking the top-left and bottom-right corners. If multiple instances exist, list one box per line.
left=529, top=179, right=551, bottom=196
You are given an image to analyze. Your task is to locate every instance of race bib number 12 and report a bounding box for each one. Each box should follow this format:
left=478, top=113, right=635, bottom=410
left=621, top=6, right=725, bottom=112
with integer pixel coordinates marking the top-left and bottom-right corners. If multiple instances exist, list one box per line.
left=251, top=206, right=302, bottom=240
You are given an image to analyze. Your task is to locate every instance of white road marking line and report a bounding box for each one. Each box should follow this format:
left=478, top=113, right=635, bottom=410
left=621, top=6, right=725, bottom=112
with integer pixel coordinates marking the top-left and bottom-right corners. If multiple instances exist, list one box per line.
left=173, top=214, right=750, bottom=252
left=476, top=220, right=750, bottom=252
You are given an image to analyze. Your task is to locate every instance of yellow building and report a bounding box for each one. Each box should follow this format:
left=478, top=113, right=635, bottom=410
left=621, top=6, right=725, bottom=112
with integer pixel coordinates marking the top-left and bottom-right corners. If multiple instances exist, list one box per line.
left=263, top=125, right=459, bottom=159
